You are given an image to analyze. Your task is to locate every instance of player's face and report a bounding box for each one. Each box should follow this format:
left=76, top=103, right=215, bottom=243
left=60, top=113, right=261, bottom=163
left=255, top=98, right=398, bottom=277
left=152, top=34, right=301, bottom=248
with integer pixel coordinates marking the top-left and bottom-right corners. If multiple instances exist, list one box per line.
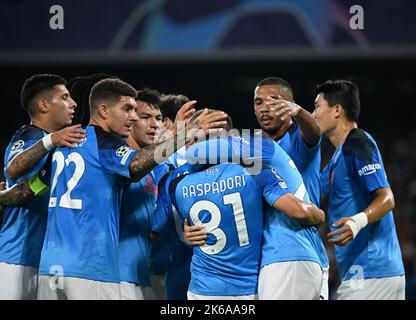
left=130, top=101, right=163, bottom=147
left=312, top=93, right=337, bottom=137
left=47, top=84, right=77, bottom=131
left=106, top=96, right=138, bottom=138
left=254, top=85, right=291, bottom=134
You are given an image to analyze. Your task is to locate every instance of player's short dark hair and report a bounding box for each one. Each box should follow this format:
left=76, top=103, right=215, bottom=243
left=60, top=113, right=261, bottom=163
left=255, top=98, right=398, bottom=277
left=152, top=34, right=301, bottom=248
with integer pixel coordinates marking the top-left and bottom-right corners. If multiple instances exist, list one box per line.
left=20, top=74, right=66, bottom=115
left=69, top=73, right=116, bottom=127
left=89, top=78, right=137, bottom=114
left=136, top=88, right=161, bottom=110
left=256, top=77, right=294, bottom=99
left=190, top=109, right=233, bottom=131
left=159, top=94, right=190, bottom=122
left=316, top=80, right=360, bottom=122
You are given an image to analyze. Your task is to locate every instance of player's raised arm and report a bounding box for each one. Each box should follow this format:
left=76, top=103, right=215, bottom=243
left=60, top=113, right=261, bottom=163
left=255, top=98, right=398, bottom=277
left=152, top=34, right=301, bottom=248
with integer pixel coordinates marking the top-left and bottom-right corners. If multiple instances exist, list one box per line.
left=129, top=108, right=227, bottom=182
left=268, top=96, right=321, bottom=147
left=7, top=124, right=86, bottom=180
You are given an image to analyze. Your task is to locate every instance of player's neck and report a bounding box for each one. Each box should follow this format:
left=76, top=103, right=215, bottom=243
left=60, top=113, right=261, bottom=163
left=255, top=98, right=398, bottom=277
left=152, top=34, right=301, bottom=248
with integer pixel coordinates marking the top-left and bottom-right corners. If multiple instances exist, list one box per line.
left=89, top=117, right=109, bottom=133
left=30, top=117, right=56, bottom=134
left=329, top=121, right=358, bottom=148
left=126, top=136, right=140, bottom=150
left=267, top=119, right=293, bottom=141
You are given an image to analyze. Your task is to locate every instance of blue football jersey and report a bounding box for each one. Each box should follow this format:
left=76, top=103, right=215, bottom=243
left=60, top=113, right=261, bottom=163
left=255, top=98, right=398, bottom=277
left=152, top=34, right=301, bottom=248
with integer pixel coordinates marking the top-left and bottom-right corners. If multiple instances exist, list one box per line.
left=186, top=136, right=326, bottom=268
left=274, top=123, right=329, bottom=268
left=158, top=162, right=289, bottom=296
left=38, top=125, right=138, bottom=283
left=119, top=166, right=166, bottom=286
left=321, top=129, right=404, bottom=281
left=147, top=164, right=174, bottom=277
left=152, top=165, right=195, bottom=299
left=276, top=122, right=321, bottom=206
left=0, top=125, right=50, bottom=268
left=164, top=237, right=193, bottom=300
left=166, top=146, right=187, bottom=169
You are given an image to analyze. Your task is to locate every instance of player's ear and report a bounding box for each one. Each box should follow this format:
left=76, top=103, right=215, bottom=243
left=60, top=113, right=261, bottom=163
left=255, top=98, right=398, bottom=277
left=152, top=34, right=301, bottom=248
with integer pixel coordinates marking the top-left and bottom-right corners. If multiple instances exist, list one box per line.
left=163, top=117, right=172, bottom=129
left=37, top=99, right=49, bottom=113
left=97, top=103, right=109, bottom=119
left=334, top=104, right=342, bottom=119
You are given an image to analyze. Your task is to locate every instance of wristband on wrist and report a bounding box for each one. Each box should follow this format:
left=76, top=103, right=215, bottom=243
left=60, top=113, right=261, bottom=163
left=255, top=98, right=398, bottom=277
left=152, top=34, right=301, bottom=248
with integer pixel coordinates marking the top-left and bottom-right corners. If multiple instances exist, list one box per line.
left=41, top=134, right=54, bottom=151
left=345, top=212, right=368, bottom=239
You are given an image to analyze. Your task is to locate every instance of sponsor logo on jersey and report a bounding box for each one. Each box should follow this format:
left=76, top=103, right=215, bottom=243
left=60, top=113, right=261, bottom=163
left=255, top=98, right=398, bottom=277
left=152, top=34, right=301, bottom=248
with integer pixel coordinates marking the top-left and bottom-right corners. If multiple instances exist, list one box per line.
left=358, top=163, right=381, bottom=176
left=11, top=140, right=24, bottom=151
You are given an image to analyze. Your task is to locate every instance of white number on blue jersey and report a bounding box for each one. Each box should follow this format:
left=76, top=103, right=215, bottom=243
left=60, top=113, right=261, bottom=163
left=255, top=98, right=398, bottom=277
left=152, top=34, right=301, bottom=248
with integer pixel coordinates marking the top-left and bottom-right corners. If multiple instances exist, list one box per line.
left=49, top=151, right=85, bottom=209
left=49, top=152, right=65, bottom=208
left=223, top=193, right=249, bottom=247
left=189, top=192, right=249, bottom=255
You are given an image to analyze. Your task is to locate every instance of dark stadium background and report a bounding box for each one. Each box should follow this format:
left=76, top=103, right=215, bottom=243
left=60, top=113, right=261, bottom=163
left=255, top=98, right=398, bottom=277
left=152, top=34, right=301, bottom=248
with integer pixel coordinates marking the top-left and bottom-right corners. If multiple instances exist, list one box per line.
left=0, top=0, right=415, bottom=299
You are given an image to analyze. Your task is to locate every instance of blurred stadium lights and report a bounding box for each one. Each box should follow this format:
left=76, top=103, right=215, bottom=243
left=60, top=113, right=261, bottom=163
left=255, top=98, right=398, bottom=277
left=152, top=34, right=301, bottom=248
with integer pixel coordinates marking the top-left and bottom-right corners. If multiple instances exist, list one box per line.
left=0, top=0, right=415, bottom=62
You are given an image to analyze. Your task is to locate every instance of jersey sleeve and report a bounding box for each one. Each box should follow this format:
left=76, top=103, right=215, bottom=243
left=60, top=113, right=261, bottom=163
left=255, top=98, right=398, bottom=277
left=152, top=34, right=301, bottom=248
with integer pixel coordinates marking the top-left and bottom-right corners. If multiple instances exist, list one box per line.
left=254, top=167, right=291, bottom=207
left=342, top=131, right=390, bottom=193
left=289, top=125, right=321, bottom=173
left=152, top=173, right=173, bottom=234
left=97, top=132, right=138, bottom=179
left=5, top=126, right=49, bottom=184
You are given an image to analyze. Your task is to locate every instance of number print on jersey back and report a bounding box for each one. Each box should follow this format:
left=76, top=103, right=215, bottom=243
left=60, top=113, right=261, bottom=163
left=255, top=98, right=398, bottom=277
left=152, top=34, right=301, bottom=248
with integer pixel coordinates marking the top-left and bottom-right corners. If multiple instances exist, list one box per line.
left=49, top=151, right=85, bottom=209
left=189, top=192, right=249, bottom=255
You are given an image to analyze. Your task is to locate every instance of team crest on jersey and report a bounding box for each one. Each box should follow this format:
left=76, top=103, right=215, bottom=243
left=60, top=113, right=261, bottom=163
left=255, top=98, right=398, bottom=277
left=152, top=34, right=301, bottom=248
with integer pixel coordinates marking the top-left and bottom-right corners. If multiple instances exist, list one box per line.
left=10, top=140, right=24, bottom=151
left=144, top=175, right=158, bottom=196
left=116, top=145, right=133, bottom=157
left=279, top=181, right=288, bottom=189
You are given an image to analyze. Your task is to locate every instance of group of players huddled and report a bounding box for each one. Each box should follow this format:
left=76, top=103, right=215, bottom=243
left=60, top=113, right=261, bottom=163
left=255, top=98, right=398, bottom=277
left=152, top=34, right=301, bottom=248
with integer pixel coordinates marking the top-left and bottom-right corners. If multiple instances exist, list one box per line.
left=0, top=73, right=405, bottom=300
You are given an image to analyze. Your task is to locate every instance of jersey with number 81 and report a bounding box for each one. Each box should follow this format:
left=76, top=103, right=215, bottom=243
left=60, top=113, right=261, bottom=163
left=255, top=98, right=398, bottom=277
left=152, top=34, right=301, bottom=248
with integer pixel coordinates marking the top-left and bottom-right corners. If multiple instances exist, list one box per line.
left=162, top=162, right=289, bottom=296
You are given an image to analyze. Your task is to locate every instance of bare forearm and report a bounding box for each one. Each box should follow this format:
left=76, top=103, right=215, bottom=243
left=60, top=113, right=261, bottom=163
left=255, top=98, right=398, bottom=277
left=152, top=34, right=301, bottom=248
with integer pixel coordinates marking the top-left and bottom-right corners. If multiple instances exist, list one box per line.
left=273, top=194, right=324, bottom=226
left=7, top=141, right=49, bottom=180
left=298, top=202, right=325, bottom=226
left=0, top=181, right=34, bottom=206
left=294, top=108, right=321, bottom=147
left=129, top=129, right=186, bottom=181
left=363, top=188, right=395, bottom=224
left=129, top=145, right=158, bottom=182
